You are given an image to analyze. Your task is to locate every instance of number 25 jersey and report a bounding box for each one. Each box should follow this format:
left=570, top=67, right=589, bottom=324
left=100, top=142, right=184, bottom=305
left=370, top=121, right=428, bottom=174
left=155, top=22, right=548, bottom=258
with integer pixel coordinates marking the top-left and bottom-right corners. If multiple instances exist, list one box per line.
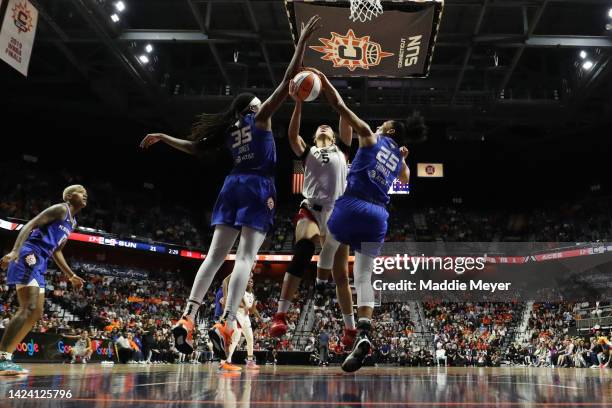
left=344, top=135, right=401, bottom=205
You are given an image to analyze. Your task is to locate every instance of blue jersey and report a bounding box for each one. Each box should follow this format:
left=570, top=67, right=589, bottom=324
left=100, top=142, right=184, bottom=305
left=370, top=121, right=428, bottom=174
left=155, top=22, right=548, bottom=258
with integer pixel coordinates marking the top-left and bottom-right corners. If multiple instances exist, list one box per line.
left=228, top=113, right=276, bottom=177
left=26, top=203, right=76, bottom=259
left=214, top=287, right=224, bottom=319
left=344, top=135, right=402, bottom=205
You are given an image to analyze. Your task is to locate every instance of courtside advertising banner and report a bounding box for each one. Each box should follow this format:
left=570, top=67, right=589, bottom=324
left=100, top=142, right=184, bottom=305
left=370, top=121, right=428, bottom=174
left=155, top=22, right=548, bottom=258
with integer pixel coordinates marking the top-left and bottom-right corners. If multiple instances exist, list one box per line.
left=287, top=1, right=442, bottom=77
left=0, top=0, right=38, bottom=76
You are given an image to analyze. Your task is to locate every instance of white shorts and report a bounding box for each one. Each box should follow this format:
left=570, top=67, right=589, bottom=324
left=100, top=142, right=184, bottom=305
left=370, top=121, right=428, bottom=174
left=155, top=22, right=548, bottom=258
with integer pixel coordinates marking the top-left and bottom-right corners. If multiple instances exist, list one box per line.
left=72, top=347, right=88, bottom=356
left=16, top=279, right=45, bottom=294
left=299, top=199, right=333, bottom=237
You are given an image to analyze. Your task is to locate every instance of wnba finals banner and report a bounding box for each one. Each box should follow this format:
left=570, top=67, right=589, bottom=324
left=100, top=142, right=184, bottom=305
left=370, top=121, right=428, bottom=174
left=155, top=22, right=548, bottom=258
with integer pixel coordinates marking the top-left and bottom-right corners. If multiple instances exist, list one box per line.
left=0, top=0, right=38, bottom=76
left=286, top=0, right=442, bottom=78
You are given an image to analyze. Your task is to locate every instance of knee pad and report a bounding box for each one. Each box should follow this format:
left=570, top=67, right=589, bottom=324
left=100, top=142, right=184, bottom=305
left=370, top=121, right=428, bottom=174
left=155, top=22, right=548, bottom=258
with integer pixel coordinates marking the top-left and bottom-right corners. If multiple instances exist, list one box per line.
left=287, top=239, right=315, bottom=278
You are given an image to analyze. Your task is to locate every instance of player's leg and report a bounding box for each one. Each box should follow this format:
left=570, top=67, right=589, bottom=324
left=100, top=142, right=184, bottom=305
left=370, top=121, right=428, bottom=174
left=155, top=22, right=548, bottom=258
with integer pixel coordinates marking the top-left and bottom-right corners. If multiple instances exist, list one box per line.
left=0, top=286, right=43, bottom=375
left=240, top=315, right=258, bottom=370
left=328, top=241, right=357, bottom=346
left=341, top=251, right=376, bottom=373
left=209, top=226, right=266, bottom=360
left=226, top=327, right=242, bottom=364
left=173, top=224, right=240, bottom=354
left=270, top=218, right=319, bottom=337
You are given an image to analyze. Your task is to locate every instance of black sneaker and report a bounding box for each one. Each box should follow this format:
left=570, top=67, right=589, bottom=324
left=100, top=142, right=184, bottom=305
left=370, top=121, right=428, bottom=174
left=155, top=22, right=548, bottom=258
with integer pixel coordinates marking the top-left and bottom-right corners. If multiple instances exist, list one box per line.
left=341, top=333, right=371, bottom=373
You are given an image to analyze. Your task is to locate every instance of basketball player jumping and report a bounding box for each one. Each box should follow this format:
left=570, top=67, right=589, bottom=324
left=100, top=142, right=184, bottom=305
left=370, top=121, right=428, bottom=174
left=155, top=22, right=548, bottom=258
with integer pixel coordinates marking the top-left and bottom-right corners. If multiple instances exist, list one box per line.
left=269, top=82, right=358, bottom=347
left=312, top=68, right=426, bottom=372
left=139, top=15, right=321, bottom=360
left=0, top=185, right=87, bottom=375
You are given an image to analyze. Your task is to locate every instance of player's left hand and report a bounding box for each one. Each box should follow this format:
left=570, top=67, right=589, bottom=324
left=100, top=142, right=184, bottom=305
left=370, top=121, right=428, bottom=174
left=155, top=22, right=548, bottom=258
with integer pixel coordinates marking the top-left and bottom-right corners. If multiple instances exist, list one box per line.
left=289, top=79, right=300, bottom=102
left=69, top=274, right=85, bottom=290
left=0, top=251, right=18, bottom=270
left=299, top=15, right=321, bottom=42
left=400, top=146, right=409, bottom=159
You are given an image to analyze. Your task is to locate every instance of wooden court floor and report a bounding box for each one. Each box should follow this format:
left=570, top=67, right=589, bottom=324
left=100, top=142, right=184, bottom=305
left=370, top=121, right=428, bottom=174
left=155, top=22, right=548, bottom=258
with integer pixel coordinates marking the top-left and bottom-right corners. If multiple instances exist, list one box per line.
left=0, top=364, right=610, bottom=407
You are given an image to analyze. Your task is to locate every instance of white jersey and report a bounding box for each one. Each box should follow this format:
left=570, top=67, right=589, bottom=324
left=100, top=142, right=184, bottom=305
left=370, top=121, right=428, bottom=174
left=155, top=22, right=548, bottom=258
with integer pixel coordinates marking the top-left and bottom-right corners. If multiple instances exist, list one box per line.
left=239, top=291, right=255, bottom=312
left=302, top=145, right=348, bottom=209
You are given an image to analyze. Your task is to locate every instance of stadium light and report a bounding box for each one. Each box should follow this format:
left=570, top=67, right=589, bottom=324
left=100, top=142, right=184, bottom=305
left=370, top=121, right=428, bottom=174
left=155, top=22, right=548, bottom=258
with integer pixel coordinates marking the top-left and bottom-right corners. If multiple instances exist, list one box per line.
left=110, top=13, right=119, bottom=23
left=579, top=50, right=587, bottom=59
left=608, top=8, right=612, bottom=18
left=115, top=1, right=126, bottom=12
left=145, top=44, right=153, bottom=53
left=582, top=60, right=594, bottom=70
left=138, top=55, right=149, bottom=64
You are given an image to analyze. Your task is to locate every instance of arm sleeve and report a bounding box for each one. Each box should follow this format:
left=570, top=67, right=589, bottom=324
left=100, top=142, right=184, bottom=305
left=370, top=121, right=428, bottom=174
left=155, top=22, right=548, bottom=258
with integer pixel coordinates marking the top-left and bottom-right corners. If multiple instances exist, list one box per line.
left=337, top=138, right=351, bottom=156
left=298, top=144, right=312, bottom=162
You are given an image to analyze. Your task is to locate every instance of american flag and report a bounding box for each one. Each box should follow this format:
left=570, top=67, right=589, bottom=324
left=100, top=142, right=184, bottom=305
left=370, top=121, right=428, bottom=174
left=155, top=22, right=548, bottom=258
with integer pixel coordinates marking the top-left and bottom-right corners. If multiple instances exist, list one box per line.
left=292, top=160, right=304, bottom=194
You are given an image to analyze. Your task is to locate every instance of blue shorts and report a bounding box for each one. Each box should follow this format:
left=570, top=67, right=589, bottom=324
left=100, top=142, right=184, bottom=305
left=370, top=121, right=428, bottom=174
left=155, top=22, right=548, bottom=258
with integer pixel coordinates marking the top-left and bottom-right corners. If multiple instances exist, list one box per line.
left=211, top=173, right=276, bottom=233
left=327, top=195, right=389, bottom=257
left=7, top=245, right=48, bottom=288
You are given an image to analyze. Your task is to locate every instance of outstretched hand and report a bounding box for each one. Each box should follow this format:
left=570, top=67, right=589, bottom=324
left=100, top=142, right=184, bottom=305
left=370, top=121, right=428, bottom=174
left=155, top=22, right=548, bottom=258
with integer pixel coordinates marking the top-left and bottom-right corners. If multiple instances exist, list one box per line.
left=140, top=133, right=166, bottom=149
left=299, top=15, right=321, bottom=43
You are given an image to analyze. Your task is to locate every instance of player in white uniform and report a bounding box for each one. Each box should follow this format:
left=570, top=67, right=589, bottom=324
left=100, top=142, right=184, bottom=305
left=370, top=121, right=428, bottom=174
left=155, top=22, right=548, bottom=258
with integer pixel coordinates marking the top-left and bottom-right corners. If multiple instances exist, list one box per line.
left=270, top=80, right=358, bottom=347
left=225, top=275, right=260, bottom=370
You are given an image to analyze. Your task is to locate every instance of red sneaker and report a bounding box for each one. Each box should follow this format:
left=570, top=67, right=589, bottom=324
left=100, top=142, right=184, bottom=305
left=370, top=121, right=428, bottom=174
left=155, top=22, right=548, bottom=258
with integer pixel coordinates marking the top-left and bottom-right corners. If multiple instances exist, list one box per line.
left=269, top=312, right=288, bottom=338
left=341, top=328, right=358, bottom=348
left=172, top=316, right=195, bottom=354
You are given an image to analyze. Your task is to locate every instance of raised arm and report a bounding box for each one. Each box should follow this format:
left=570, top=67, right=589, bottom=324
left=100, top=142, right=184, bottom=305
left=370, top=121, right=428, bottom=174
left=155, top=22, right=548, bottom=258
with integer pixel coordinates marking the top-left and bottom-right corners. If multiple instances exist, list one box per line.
left=312, top=69, right=376, bottom=147
left=140, top=133, right=198, bottom=156
left=338, top=115, right=353, bottom=149
left=0, top=204, right=66, bottom=270
left=398, top=147, right=410, bottom=184
left=288, top=85, right=308, bottom=157
left=255, top=15, right=321, bottom=130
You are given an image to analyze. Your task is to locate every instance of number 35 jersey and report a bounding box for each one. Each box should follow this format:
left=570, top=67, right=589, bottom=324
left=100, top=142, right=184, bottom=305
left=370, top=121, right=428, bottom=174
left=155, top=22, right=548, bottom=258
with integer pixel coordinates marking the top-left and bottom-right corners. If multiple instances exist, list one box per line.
left=345, top=135, right=401, bottom=205
left=228, top=113, right=276, bottom=177
left=302, top=144, right=348, bottom=209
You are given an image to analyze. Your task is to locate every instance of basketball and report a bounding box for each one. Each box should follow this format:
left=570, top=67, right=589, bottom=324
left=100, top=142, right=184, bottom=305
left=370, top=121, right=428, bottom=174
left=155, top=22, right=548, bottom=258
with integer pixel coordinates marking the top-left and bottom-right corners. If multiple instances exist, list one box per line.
left=292, top=71, right=321, bottom=102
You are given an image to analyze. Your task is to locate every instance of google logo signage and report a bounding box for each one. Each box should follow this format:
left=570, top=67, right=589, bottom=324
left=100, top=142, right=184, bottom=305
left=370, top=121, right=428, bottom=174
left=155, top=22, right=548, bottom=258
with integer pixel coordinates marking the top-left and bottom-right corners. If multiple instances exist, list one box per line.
left=57, top=340, right=114, bottom=357
left=16, top=339, right=40, bottom=356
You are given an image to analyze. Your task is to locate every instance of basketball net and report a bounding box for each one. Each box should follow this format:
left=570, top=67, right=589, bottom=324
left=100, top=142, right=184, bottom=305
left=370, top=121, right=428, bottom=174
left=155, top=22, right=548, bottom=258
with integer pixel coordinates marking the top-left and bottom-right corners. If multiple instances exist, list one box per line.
left=349, top=0, right=384, bottom=22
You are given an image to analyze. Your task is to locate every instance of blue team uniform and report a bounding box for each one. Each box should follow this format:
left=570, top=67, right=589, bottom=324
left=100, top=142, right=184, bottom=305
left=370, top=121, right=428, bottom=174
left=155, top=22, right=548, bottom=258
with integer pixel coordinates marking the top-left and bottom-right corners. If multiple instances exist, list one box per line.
left=211, top=113, right=277, bottom=233
left=7, top=203, right=76, bottom=288
left=214, top=287, right=224, bottom=320
left=327, top=135, right=402, bottom=257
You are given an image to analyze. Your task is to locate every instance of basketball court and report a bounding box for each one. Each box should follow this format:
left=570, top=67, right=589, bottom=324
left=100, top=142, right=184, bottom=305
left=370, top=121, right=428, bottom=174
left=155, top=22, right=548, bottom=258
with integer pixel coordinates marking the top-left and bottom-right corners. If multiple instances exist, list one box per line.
left=0, top=364, right=609, bottom=407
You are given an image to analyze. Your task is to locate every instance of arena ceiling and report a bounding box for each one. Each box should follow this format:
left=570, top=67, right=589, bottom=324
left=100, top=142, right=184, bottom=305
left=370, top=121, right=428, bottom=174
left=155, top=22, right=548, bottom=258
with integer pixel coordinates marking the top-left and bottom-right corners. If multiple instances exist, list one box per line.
left=2, top=0, right=612, bottom=140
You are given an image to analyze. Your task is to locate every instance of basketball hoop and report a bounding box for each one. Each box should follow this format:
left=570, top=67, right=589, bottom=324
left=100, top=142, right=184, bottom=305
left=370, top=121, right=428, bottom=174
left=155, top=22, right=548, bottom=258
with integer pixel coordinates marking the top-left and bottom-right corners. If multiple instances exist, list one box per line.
left=349, top=0, right=384, bottom=22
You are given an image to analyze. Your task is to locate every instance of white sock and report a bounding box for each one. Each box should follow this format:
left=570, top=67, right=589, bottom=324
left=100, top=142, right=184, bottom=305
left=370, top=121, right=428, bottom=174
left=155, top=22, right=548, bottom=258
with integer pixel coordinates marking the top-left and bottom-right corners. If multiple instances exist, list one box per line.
left=343, top=314, right=356, bottom=330
left=316, top=278, right=326, bottom=286
left=183, top=299, right=201, bottom=321
left=278, top=299, right=291, bottom=314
